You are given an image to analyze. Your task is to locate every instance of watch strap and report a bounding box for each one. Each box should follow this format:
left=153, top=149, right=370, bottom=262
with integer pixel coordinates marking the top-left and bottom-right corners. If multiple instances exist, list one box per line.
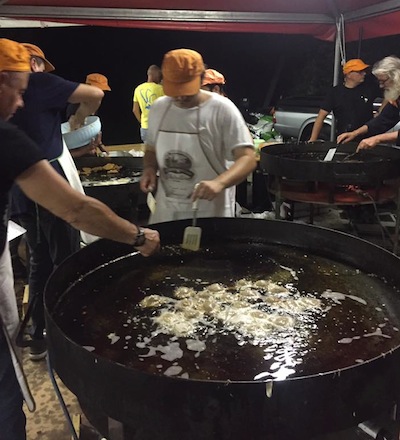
left=132, top=227, right=146, bottom=247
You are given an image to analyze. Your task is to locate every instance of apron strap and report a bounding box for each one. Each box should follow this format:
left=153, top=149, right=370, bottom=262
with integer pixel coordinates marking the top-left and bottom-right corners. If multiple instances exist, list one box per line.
left=196, top=102, right=227, bottom=175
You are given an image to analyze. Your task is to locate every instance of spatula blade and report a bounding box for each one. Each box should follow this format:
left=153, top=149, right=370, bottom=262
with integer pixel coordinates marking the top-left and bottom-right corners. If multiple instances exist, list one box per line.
left=323, top=147, right=337, bottom=161
left=181, top=226, right=202, bottom=251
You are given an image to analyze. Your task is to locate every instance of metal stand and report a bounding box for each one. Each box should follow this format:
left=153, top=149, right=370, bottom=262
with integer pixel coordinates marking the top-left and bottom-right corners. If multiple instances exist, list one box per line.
left=269, top=177, right=400, bottom=254
left=393, top=187, right=400, bottom=255
left=46, top=354, right=80, bottom=440
left=47, top=354, right=121, bottom=439
left=107, top=418, right=124, bottom=440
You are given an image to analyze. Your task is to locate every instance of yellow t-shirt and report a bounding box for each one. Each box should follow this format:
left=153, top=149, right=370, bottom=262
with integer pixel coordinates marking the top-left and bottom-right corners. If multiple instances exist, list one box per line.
left=133, top=82, right=164, bottom=129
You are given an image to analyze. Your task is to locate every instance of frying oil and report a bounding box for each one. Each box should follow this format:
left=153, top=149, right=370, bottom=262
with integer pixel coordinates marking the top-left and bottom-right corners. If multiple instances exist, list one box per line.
left=54, top=243, right=400, bottom=382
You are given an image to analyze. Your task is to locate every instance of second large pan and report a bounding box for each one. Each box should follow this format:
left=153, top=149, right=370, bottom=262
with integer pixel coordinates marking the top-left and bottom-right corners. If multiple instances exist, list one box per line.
left=260, top=142, right=400, bottom=185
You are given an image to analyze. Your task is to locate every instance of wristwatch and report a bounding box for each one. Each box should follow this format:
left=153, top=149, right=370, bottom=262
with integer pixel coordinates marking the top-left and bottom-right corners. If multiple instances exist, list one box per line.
left=132, top=227, right=146, bottom=247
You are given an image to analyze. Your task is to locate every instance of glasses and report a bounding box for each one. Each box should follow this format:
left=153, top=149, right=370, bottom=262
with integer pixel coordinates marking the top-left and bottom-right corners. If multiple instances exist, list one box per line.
left=377, top=76, right=390, bottom=85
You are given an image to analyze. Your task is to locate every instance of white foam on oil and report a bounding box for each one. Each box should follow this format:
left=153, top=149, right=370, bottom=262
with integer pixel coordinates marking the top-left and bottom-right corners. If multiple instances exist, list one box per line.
left=107, top=332, right=120, bottom=345
left=321, top=289, right=366, bottom=305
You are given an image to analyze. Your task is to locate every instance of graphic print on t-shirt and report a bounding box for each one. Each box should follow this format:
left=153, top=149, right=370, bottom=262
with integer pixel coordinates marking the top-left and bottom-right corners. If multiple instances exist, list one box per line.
left=161, top=150, right=195, bottom=198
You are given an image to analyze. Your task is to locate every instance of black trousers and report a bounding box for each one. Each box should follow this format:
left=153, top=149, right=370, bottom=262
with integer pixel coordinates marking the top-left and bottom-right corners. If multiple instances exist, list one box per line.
left=17, top=205, right=80, bottom=340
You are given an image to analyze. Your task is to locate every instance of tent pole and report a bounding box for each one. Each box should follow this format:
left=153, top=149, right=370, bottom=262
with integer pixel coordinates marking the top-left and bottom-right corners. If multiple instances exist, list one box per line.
left=357, top=27, right=364, bottom=58
left=330, top=24, right=341, bottom=141
left=261, top=53, right=285, bottom=111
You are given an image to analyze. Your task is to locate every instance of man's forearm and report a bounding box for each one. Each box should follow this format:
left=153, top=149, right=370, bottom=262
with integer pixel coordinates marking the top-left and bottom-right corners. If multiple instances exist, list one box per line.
left=351, top=124, right=368, bottom=138
left=143, top=148, right=158, bottom=170
left=133, top=102, right=142, bottom=123
left=374, top=131, right=399, bottom=145
left=214, top=152, right=257, bottom=188
left=64, top=196, right=140, bottom=243
left=17, top=161, right=140, bottom=245
left=309, top=115, right=325, bottom=141
left=73, top=100, right=102, bottom=126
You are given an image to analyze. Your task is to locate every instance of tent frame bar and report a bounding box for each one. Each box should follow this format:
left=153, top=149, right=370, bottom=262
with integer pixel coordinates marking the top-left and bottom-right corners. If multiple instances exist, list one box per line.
left=0, top=6, right=336, bottom=24
left=345, top=0, right=400, bottom=21
left=1, top=1, right=400, bottom=24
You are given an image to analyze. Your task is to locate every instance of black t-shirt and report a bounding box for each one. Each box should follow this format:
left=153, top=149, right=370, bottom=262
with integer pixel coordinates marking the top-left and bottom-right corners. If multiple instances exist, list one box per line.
left=366, top=100, right=400, bottom=136
left=0, top=120, right=44, bottom=253
left=321, top=77, right=381, bottom=135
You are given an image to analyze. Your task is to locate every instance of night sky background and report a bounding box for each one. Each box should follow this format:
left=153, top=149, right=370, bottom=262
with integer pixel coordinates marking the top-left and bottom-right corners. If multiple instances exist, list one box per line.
left=1, top=25, right=399, bottom=145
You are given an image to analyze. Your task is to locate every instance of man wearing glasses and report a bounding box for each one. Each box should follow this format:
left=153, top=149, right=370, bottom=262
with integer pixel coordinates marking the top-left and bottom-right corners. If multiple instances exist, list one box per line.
left=309, top=58, right=382, bottom=142
left=338, top=56, right=400, bottom=150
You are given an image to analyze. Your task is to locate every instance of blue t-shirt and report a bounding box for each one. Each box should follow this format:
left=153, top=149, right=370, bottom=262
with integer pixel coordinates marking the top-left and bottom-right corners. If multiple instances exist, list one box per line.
left=11, top=72, right=78, bottom=160
left=0, top=120, right=44, bottom=252
left=10, top=72, right=79, bottom=215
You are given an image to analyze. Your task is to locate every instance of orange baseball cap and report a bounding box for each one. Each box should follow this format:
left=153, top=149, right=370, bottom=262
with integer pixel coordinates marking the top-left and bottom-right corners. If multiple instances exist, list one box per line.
left=0, top=39, right=31, bottom=72
left=162, top=48, right=205, bottom=97
left=202, top=69, right=226, bottom=86
left=343, top=59, right=369, bottom=75
left=22, top=43, right=55, bottom=72
left=86, top=73, right=111, bottom=91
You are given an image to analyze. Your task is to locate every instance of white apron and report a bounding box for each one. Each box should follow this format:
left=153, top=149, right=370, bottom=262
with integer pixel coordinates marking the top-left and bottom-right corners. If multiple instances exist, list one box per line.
left=0, top=244, right=35, bottom=412
left=150, top=104, right=235, bottom=223
left=57, top=141, right=99, bottom=245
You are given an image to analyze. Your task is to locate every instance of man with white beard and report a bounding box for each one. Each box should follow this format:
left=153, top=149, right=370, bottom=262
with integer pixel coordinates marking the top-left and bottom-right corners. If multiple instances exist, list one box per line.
left=338, top=55, right=400, bottom=150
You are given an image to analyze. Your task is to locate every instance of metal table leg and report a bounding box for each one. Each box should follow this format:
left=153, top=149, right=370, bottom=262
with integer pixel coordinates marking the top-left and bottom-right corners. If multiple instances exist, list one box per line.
left=273, top=177, right=282, bottom=219
left=46, top=355, right=80, bottom=440
left=393, top=187, right=400, bottom=255
left=108, top=417, right=124, bottom=440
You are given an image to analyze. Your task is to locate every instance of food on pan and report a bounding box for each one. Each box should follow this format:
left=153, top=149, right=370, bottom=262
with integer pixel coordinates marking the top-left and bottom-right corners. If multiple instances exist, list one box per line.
left=140, top=278, right=323, bottom=340
left=79, top=163, right=122, bottom=176
left=77, top=161, right=141, bottom=187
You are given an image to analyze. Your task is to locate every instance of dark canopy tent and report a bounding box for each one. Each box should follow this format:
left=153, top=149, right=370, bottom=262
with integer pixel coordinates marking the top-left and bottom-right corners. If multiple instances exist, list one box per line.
left=1, top=0, right=400, bottom=83
left=0, top=0, right=400, bottom=42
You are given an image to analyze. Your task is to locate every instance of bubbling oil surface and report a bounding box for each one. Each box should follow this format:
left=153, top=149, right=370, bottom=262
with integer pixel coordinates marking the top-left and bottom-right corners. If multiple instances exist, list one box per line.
left=53, top=243, right=400, bottom=381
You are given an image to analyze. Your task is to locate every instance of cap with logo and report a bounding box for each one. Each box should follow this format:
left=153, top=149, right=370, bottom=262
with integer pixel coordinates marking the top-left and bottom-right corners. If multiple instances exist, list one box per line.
left=86, top=73, right=111, bottom=91
left=343, top=59, right=369, bottom=75
left=22, top=43, right=55, bottom=72
left=202, top=69, right=226, bottom=86
left=162, top=48, right=205, bottom=97
left=0, top=39, right=31, bottom=72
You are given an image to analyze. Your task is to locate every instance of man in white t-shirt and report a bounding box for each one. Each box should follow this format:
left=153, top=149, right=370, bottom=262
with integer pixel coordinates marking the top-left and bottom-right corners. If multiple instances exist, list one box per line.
left=140, top=48, right=256, bottom=224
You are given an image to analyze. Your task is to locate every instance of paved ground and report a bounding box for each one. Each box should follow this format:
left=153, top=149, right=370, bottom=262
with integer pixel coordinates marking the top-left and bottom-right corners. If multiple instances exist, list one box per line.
left=287, top=200, right=399, bottom=253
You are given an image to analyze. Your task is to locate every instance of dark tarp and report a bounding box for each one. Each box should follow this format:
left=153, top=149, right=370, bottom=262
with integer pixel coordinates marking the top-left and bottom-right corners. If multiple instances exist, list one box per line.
left=1, top=0, right=400, bottom=41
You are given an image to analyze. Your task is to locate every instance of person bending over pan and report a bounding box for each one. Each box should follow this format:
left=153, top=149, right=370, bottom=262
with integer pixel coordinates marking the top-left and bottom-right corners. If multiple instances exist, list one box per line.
left=140, top=48, right=256, bottom=223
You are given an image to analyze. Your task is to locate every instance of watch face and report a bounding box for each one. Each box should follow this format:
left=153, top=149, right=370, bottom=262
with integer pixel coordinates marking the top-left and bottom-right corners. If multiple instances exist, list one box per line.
left=134, top=229, right=146, bottom=246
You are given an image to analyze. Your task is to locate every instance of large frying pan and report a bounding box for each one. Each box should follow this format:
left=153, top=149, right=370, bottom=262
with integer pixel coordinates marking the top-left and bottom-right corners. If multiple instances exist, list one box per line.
left=260, top=142, right=400, bottom=185
left=44, top=218, right=400, bottom=439
left=74, top=155, right=144, bottom=220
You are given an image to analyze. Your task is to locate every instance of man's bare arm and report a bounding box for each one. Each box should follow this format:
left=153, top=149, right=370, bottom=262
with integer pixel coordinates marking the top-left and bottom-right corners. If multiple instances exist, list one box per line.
left=16, top=160, right=159, bottom=255
left=133, top=101, right=142, bottom=123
